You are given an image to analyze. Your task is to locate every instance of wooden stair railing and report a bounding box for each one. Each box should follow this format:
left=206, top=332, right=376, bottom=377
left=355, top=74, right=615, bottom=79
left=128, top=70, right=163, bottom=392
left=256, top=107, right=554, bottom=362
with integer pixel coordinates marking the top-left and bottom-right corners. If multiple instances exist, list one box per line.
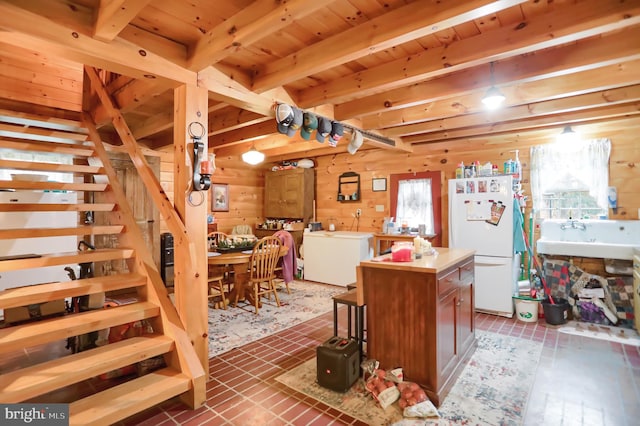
left=0, top=108, right=205, bottom=425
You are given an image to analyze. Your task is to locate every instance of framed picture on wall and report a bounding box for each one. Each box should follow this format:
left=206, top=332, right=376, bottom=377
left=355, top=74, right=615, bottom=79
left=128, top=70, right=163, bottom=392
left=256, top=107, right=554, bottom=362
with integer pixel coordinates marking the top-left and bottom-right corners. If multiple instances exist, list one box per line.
left=372, top=178, right=387, bottom=192
left=211, top=183, right=229, bottom=212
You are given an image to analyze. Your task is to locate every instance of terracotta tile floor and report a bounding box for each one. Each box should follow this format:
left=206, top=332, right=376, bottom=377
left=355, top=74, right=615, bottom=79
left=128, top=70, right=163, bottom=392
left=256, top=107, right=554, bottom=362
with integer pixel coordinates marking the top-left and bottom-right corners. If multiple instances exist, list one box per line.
left=3, top=310, right=640, bottom=425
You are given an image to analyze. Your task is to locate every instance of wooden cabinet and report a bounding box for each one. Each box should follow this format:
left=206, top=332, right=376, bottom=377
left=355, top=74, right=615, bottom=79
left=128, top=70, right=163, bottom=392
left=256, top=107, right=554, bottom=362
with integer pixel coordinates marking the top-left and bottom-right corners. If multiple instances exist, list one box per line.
left=265, top=168, right=314, bottom=221
left=360, top=248, right=476, bottom=407
left=436, top=259, right=475, bottom=385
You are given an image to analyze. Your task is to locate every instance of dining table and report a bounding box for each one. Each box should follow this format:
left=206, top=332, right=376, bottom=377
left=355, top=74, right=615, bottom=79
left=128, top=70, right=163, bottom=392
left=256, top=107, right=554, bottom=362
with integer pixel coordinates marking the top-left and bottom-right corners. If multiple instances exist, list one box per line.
left=207, top=246, right=288, bottom=308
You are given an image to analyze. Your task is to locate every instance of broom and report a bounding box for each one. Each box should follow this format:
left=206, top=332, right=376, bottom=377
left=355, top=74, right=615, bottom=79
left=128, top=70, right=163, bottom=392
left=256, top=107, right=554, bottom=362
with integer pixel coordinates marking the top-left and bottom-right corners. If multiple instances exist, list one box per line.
left=521, top=226, right=555, bottom=304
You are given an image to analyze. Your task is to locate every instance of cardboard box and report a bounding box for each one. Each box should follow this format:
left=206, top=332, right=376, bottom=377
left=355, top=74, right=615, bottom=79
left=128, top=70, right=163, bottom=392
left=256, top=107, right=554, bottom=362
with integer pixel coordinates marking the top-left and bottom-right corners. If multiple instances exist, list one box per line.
left=4, top=299, right=66, bottom=324
left=4, top=306, right=31, bottom=324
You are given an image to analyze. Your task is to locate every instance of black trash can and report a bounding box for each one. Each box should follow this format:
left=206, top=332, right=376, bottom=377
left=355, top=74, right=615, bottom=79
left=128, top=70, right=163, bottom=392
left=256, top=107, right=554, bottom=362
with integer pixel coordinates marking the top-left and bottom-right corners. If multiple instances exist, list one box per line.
left=542, top=297, right=570, bottom=325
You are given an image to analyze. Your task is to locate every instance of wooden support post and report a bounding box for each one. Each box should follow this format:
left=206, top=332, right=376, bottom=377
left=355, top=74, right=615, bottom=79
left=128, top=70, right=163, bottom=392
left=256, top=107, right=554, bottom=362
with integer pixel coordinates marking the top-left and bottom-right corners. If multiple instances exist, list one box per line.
left=173, top=84, right=210, bottom=374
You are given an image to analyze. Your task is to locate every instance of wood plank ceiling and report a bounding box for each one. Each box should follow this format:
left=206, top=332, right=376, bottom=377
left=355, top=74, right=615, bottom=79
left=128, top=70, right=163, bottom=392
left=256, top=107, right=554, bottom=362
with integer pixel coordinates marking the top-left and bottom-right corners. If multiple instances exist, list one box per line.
left=0, top=0, right=639, bottom=161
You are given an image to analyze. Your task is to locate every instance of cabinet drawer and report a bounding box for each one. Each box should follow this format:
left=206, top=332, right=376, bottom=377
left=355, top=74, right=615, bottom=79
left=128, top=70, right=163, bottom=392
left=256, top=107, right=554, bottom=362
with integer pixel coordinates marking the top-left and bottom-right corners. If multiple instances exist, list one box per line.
left=438, top=268, right=459, bottom=296
left=459, top=259, right=474, bottom=282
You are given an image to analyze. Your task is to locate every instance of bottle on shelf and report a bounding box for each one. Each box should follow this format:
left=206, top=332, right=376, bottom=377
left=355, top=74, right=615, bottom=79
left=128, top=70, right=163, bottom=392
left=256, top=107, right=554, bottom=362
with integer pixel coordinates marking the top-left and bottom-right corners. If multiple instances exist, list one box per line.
left=456, top=161, right=465, bottom=179
left=510, top=149, right=521, bottom=181
left=504, top=159, right=513, bottom=175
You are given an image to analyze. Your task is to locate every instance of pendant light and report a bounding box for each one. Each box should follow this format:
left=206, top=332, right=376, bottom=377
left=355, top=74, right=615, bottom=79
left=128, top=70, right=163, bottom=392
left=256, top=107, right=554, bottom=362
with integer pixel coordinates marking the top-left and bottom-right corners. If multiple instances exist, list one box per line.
left=556, top=126, right=580, bottom=144
left=242, top=146, right=265, bottom=165
left=481, top=62, right=506, bottom=110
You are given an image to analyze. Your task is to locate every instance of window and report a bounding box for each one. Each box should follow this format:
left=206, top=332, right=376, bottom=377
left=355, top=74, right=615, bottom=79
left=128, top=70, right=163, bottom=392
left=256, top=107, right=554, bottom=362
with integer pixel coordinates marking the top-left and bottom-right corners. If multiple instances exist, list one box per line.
left=530, top=138, right=610, bottom=219
left=0, top=150, right=74, bottom=183
left=390, top=171, right=442, bottom=246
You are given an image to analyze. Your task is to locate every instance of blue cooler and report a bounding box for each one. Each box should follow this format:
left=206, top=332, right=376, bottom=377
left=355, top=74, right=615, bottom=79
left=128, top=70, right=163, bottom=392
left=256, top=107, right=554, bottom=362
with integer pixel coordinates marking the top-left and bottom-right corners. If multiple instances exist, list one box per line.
left=316, top=336, right=360, bottom=392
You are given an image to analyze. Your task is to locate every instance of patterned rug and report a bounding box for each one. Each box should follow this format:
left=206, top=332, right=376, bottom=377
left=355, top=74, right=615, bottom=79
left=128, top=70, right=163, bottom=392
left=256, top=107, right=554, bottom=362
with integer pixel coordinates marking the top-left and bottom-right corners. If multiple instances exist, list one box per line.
left=207, top=280, right=342, bottom=358
left=275, top=331, right=543, bottom=426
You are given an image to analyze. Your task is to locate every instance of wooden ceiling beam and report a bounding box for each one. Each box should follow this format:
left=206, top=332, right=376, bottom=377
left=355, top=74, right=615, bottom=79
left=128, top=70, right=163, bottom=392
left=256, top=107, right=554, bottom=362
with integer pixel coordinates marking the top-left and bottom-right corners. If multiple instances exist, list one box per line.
left=403, top=103, right=640, bottom=144
left=252, top=0, right=527, bottom=92
left=93, top=78, right=172, bottom=126
left=336, top=27, right=640, bottom=120
left=130, top=111, right=174, bottom=140
left=198, top=66, right=276, bottom=117
left=298, top=0, right=640, bottom=107
left=0, top=2, right=194, bottom=85
left=417, top=116, right=640, bottom=154
left=93, top=0, right=152, bottom=42
left=382, top=84, right=640, bottom=138
left=208, top=108, right=270, bottom=136
left=361, top=27, right=640, bottom=129
left=187, top=0, right=334, bottom=72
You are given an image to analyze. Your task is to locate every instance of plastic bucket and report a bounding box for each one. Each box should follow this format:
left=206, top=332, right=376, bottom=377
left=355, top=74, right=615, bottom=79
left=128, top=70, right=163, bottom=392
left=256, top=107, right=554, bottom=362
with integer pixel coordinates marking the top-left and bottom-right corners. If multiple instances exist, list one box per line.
left=542, top=297, right=570, bottom=325
left=513, top=297, right=539, bottom=323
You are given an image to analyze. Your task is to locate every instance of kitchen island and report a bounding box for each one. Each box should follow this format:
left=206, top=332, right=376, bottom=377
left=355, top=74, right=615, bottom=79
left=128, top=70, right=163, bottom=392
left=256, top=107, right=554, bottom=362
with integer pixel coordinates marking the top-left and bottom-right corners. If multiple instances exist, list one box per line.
left=359, top=247, right=476, bottom=406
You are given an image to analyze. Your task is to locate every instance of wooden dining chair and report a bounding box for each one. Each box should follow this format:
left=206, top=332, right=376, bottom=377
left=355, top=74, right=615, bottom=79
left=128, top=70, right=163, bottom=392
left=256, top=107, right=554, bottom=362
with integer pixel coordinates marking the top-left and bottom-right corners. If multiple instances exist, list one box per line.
left=241, top=236, right=282, bottom=314
left=207, top=231, right=229, bottom=249
left=207, top=265, right=228, bottom=309
left=208, top=231, right=233, bottom=292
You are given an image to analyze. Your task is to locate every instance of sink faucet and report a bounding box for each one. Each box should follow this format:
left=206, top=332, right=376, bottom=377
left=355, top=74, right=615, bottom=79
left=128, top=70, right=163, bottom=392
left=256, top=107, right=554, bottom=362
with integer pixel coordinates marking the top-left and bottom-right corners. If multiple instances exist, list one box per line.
left=560, top=220, right=586, bottom=230
left=573, top=221, right=586, bottom=230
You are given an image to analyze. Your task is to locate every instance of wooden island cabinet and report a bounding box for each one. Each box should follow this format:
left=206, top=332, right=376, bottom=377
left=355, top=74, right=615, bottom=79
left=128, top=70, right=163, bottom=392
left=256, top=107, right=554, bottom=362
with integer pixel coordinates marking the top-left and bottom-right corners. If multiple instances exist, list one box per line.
left=359, top=248, right=476, bottom=406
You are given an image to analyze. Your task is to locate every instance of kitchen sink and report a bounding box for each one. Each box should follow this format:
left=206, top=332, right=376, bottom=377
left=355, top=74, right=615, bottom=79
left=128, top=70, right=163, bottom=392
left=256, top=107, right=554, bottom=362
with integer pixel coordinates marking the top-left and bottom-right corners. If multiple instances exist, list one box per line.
left=536, top=219, right=640, bottom=260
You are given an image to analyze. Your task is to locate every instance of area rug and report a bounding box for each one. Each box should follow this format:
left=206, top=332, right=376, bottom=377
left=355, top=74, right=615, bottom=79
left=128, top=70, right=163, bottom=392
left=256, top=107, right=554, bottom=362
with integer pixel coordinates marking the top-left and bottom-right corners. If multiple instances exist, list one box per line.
left=557, top=321, right=640, bottom=347
left=275, top=330, right=543, bottom=426
left=208, top=280, right=342, bottom=358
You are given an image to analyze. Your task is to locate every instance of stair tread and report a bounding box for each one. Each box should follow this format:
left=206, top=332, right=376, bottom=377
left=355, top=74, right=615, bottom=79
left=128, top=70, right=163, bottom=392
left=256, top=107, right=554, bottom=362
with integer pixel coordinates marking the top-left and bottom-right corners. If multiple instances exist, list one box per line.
left=1, top=334, right=174, bottom=403
left=0, top=203, right=116, bottom=212
left=69, top=367, right=191, bottom=426
left=0, top=273, right=147, bottom=309
left=0, top=302, right=160, bottom=354
left=0, top=248, right=135, bottom=272
left=0, top=225, right=124, bottom=239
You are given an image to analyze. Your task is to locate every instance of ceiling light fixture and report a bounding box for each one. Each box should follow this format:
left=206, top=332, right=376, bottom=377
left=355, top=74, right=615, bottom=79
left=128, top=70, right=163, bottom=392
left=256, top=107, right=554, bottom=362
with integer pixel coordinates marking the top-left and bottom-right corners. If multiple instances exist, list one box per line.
left=556, top=126, right=580, bottom=144
left=241, top=146, right=265, bottom=165
left=481, top=62, right=506, bottom=110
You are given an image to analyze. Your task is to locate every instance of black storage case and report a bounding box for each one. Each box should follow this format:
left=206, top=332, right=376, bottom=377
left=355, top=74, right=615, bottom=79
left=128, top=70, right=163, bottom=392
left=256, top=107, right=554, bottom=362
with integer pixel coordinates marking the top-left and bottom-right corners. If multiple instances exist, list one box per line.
left=316, top=336, right=360, bottom=392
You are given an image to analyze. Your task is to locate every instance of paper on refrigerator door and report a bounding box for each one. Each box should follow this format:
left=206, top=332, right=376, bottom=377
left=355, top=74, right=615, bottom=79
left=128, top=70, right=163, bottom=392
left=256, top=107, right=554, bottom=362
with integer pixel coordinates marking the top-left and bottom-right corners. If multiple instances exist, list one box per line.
left=465, top=200, right=491, bottom=220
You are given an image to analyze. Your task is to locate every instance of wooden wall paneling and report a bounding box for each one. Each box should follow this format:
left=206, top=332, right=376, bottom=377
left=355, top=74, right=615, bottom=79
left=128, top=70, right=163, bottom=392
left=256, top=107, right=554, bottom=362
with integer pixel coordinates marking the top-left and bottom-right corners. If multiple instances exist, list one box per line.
left=97, top=116, right=640, bottom=267
left=0, top=43, right=82, bottom=111
left=204, top=155, right=265, bottom=234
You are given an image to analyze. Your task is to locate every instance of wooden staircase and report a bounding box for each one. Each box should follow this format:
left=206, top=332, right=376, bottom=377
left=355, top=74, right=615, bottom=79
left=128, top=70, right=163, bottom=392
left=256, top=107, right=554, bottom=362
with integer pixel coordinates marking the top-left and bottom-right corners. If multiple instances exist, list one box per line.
left=0, top=108, right=205, bottom=425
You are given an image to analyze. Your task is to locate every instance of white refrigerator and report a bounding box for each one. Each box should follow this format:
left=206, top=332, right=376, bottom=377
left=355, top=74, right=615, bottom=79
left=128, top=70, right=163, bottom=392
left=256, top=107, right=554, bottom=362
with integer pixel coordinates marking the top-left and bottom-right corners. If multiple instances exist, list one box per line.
left=0, top=191, right=78, bottom=320
left=448, top=175, right=519, bottom=318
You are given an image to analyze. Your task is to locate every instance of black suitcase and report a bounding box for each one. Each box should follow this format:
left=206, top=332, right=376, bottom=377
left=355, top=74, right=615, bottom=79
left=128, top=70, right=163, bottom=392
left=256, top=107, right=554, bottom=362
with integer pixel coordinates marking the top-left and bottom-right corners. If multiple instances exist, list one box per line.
left=316, top=336, right=360, bottom=392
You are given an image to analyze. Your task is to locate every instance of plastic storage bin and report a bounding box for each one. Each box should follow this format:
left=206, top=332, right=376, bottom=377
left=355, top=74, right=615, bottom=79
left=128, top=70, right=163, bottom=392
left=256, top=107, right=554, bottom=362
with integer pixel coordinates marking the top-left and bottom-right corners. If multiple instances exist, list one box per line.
left=391, top=242, right=413, bottom=262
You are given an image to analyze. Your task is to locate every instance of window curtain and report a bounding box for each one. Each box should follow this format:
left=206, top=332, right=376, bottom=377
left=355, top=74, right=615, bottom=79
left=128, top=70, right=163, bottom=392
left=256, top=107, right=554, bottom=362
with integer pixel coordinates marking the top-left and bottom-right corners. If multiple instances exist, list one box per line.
left=396, top=178, right=434, bottom=232
left=530, top=138, right=611, bottom=212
